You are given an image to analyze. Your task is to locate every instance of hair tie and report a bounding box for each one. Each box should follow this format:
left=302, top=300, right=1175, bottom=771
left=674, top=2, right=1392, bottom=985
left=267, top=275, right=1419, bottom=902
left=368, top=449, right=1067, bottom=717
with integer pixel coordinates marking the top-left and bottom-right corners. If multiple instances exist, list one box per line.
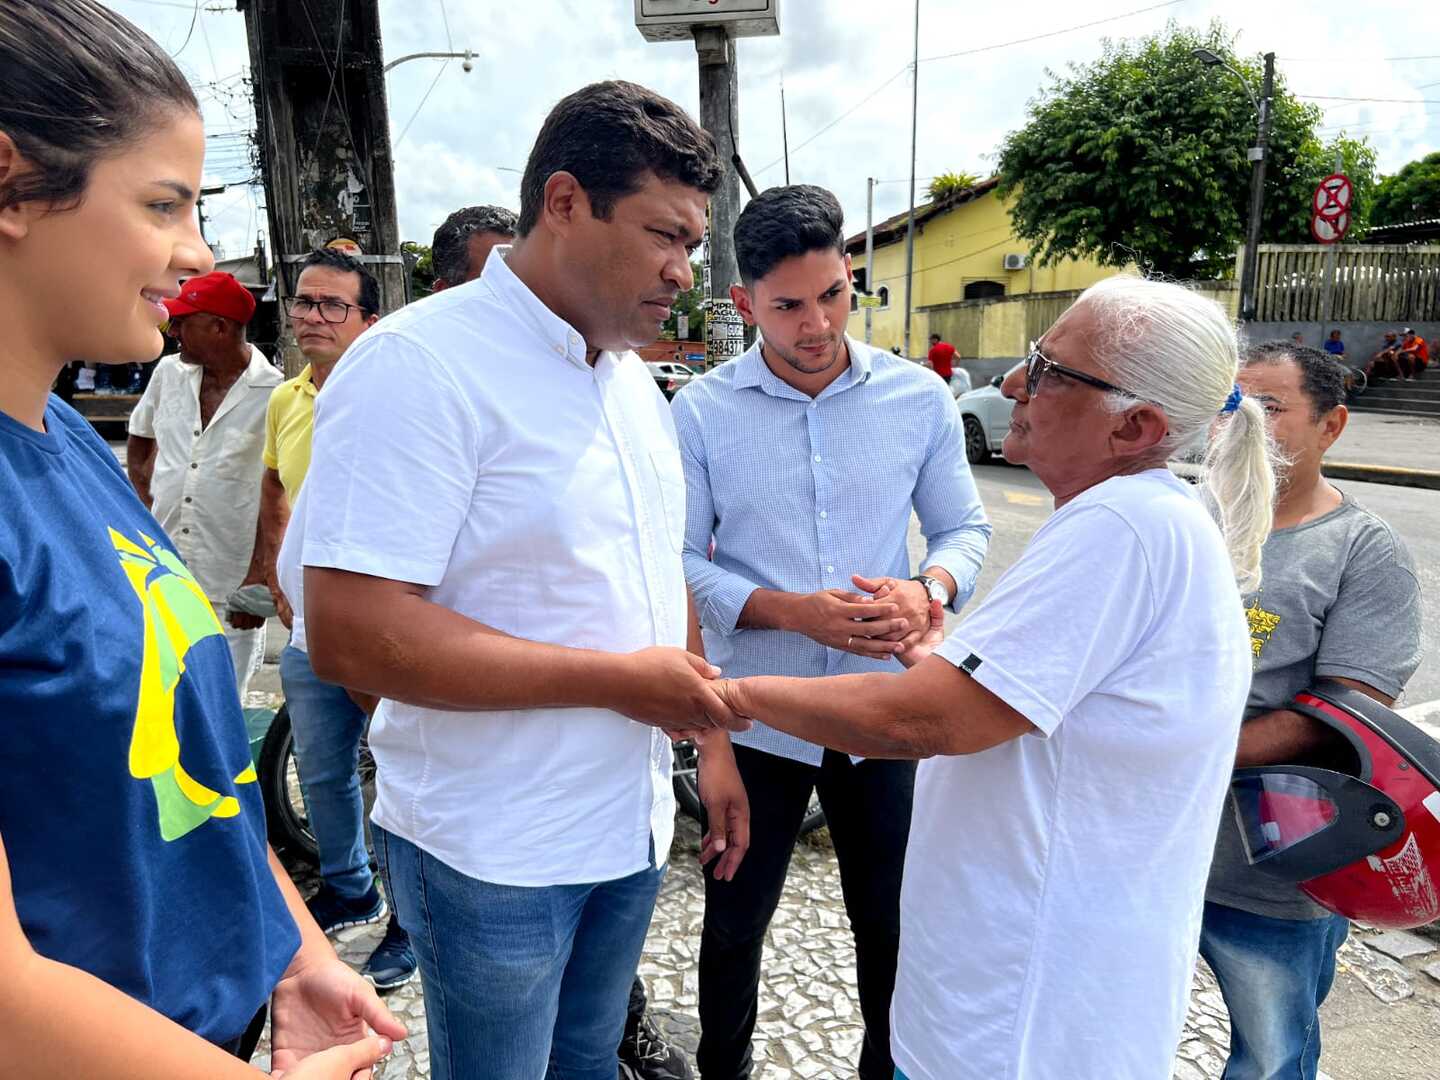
left=1220, top=384, right=1243, bottom=415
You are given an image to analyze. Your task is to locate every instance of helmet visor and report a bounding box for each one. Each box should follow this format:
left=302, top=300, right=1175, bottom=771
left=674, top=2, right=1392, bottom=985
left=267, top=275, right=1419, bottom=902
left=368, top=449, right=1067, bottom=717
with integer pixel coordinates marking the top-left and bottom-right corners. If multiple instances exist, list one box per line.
left=1231, top=773, right=1340, bottom=864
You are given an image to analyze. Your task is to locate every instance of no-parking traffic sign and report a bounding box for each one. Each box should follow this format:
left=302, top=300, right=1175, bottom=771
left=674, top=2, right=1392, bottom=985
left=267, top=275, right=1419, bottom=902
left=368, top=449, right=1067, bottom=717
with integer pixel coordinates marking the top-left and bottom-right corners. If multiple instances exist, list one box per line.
left=1310, top=173, right=1352, bottom=244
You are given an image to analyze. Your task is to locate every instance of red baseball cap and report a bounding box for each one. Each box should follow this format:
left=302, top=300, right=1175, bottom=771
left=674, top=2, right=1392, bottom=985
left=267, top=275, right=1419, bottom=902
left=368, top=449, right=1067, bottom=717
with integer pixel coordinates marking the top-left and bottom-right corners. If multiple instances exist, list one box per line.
left=164, top=271, right=257, bottom=324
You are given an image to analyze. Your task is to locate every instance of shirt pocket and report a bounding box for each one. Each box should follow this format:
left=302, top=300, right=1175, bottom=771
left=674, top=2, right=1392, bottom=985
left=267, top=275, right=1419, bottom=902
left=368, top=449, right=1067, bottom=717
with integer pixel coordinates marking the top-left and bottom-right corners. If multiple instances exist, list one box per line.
left=211, top=425, right=266, bottom=483
left=650, top=448, right=686, bottom=555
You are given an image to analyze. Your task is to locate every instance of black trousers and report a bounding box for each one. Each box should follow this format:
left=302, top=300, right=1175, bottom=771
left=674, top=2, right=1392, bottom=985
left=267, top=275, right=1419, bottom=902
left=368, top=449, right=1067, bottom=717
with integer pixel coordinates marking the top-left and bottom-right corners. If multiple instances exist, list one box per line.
left=221, top=1004, right=269, bottom=1061
left=697, top=745, right=916, bottom=1080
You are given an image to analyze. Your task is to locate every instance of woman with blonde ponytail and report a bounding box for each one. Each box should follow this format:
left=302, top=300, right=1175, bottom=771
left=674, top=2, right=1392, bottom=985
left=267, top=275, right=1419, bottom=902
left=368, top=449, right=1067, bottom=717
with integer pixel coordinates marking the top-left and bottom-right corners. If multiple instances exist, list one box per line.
left=708, top=275, right=1271, bottom=1080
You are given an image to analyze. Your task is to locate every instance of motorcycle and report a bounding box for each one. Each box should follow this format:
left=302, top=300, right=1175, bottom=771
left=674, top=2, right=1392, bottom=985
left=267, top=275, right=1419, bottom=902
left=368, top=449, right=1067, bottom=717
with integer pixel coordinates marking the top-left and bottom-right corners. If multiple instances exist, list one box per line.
left=247, top=705, right=825, bottom=864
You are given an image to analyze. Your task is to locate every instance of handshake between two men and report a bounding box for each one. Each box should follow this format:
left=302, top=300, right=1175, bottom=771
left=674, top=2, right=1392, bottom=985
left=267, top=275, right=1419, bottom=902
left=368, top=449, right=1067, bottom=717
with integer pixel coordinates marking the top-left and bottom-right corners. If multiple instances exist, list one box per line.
left=619, top=576, right=944, bottom=743
left=614, top=572, right=948, bottom=884
left=626, top=572, right=947, bottom=740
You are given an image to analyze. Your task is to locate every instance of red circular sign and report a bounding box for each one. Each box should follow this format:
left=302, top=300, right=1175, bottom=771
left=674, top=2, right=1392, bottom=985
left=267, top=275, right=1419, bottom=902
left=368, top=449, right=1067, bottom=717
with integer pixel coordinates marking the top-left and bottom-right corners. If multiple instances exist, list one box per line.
left=1311, top=210, right=1350, bottom=244
left=1312, top=173, right=1353, bottom=219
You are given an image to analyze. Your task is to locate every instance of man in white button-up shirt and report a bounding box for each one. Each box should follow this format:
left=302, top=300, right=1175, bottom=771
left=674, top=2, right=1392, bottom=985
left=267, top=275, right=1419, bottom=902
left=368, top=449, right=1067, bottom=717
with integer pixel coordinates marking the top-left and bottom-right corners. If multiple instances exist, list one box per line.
left=298, top=81, right=751, bottom=1080
left=126, top=270, right=279, bottom=699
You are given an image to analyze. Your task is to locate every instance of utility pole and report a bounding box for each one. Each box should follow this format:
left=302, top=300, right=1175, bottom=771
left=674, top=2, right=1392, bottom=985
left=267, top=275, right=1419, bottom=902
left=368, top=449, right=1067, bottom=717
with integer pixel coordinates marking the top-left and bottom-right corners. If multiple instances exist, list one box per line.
left=780, top=76, right=791, bottom=185
left=901, top=0, right=920, bottom=359
left=695, top=27, right=744, bottom=326
left=1319, top=148, right=1345, bottom=330
left=635, top=2, right=778, bottom=365
left=239, top=0, right=405, bottom=373
left=1239, top=52, right=1275, bottom=323
left=864, top=176, right=876, bottom=344
left=197, top=184, right=227, bottom=256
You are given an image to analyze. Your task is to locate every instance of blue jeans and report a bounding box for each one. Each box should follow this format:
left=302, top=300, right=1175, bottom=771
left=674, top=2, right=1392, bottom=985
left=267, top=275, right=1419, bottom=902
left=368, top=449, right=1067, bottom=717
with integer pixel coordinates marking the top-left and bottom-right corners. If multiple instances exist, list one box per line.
left=1199, top=901, right=1349, bottom=1080
left=279, top=645, right=372, bottom=900
left=373, top=823, right=664, bottom=1080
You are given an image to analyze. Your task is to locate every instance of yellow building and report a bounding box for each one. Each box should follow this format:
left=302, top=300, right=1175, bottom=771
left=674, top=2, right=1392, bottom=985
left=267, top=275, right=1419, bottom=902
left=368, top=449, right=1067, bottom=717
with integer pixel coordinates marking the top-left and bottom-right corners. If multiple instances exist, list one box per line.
left=846, top=178, right=1118, bottom=358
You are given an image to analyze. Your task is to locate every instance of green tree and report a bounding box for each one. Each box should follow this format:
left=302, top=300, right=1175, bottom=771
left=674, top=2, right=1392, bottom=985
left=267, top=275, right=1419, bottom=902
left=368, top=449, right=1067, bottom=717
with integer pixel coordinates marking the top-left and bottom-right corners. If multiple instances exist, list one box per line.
left=926, top=171, right=982, bottom=202
left=662, top=260, right=705, bottom=341
left=996, top=22, right=1377, bottom=278
left=401, top=240, right=435, bottom=299
left=1370, top=151, right=1440, bottom=226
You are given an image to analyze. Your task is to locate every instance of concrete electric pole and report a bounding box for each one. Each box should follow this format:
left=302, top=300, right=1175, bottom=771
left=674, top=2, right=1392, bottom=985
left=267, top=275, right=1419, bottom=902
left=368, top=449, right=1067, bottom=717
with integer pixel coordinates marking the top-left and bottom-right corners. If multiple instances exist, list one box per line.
left=694, top=26, right=743, bottom=320
left=1194, top=47, right=1274, bottom=322
left=901, top=0, right=920, bottom=360
left=1240, top=52, right=1277, bottom=323
left=239, top=0, right=406, bottom=371
left=864, top=176, right=876, bottom=345
left=636, top=1, right=779, bottom=368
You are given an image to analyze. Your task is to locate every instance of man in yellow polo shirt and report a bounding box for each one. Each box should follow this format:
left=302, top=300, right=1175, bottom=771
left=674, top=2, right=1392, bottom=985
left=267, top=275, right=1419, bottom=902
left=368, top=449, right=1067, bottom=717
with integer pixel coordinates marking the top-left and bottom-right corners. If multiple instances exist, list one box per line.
left=257, top=250, right=416, bottom=989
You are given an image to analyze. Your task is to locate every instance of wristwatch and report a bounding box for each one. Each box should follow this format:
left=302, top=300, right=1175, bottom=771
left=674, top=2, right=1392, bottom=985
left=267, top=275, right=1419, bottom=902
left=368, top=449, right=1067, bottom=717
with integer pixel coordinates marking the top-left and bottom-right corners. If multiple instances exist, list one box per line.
left=911, top=574, right=952, bottom=608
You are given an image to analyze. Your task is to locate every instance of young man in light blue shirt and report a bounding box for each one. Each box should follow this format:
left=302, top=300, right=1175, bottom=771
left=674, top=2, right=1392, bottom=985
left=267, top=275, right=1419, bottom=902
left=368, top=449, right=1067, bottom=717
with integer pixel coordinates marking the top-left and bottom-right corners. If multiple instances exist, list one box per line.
left=672, top=185, right=991, bottom=1080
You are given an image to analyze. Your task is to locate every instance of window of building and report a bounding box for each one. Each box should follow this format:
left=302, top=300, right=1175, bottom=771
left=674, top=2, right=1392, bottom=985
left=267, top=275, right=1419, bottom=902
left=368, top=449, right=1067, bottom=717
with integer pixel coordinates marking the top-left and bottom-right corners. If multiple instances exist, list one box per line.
left=963, top=280, right=1005, bottom=300
left=877, top=285, right=890, bottom=309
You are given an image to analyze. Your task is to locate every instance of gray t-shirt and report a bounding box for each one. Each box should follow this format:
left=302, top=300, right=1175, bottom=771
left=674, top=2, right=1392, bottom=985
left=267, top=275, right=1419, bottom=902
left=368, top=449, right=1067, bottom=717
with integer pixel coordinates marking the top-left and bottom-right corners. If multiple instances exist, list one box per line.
left=1206, top=493, right=1424, bottom=919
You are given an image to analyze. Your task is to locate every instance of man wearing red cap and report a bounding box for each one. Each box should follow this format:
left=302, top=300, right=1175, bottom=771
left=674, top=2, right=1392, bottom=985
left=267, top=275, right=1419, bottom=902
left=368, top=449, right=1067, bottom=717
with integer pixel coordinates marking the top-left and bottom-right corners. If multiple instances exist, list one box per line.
left=126, top=270, right=281, bottom=700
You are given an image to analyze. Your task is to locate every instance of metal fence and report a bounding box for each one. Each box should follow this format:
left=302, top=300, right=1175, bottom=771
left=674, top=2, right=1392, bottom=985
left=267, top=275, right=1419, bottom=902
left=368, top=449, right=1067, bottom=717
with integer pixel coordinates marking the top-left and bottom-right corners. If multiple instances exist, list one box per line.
left=1253, top=244, right=1440, bottom=323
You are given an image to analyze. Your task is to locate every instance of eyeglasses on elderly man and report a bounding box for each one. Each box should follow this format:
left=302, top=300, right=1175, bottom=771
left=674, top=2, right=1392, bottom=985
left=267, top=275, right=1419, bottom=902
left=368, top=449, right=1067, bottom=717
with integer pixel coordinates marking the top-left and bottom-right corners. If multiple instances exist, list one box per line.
left=1024, top=339, right=1143, bottom=401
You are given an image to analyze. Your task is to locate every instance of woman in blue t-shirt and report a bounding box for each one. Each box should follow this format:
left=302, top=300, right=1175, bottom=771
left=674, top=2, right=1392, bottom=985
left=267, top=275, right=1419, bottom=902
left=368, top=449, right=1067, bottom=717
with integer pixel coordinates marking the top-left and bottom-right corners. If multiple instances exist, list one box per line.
left=0, top=3, right=403, bottom=1076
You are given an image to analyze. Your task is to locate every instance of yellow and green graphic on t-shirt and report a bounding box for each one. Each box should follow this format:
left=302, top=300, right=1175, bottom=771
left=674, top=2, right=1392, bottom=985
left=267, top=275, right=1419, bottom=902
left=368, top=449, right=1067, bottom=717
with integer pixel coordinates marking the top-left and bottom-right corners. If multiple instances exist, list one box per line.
left=1246, top=598, right=1282, bottom=663
left=111, top=527, right=258, bottom=841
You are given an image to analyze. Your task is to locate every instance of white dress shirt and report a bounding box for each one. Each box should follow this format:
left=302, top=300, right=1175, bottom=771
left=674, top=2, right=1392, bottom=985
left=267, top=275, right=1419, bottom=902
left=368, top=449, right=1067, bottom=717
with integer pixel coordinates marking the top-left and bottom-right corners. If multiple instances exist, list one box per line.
left=127, top=345, right=279, bottom=602
left=300, top=248, right=684, bottom=888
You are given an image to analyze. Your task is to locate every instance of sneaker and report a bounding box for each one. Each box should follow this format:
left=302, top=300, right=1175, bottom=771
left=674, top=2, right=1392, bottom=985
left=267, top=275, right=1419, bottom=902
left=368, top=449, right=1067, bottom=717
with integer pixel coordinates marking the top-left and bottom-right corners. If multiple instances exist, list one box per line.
left=305, top=882, right=387, bottom=935
left=361, top=917, right=417, bottom=990
left=618, top=1009, right=693, bottom=1080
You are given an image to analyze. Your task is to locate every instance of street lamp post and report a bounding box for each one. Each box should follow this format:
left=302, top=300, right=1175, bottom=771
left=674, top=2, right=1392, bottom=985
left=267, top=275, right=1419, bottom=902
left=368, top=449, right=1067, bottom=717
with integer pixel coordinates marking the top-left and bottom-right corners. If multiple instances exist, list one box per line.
left=384, top=49, right=476, bottom=74
left=1195, top=47, right=1275, bottom=322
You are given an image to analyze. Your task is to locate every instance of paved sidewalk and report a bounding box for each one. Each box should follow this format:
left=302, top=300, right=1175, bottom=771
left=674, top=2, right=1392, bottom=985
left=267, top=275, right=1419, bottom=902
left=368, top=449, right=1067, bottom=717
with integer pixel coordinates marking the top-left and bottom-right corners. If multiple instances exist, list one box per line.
left=249, top=812, right=1440, bottom=1080
left=1322, top=412, right=1440, bottom=488
left=1327, top=412, right=1437, bottom=470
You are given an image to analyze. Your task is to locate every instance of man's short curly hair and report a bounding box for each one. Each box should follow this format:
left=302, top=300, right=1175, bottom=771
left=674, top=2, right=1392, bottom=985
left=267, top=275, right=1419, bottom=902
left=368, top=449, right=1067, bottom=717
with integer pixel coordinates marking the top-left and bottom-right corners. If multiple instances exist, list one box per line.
left=431, top=205, right=518, bottom=284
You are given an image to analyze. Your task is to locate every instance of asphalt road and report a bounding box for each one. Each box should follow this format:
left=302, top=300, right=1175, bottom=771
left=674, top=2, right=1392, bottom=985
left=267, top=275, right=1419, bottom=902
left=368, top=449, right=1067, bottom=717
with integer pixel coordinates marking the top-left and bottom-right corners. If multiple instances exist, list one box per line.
left=915, top=462, right=1439, bottom=707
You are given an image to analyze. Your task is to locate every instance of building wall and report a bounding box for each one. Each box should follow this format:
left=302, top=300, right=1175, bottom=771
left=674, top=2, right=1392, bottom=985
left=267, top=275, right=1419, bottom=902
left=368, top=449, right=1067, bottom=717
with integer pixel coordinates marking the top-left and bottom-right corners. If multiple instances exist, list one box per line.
left=918, top=282, right=1240, bottom=387
left=847, top=189, right=1118, bottom=355
left=1241, top=321, right=1439, bottom=360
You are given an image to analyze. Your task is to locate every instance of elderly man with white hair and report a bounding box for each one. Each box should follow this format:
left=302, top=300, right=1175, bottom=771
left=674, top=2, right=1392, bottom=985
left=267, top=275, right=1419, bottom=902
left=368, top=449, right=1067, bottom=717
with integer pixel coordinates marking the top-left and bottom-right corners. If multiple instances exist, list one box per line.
left=714, top=276, right=1277, bottom=1080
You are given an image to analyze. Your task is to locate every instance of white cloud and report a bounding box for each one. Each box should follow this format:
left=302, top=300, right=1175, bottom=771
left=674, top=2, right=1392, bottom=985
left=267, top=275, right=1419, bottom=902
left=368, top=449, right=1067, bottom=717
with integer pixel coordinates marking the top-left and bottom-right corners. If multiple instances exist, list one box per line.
left=110, top=0, right=1440, bottom=261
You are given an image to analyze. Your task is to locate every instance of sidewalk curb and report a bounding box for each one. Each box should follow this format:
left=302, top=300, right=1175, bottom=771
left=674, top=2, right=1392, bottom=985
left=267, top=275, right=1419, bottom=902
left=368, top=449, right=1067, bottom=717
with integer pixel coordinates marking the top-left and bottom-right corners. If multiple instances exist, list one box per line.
left=1170, top=460, right=1440, bottom=490
left=1322, top=461, right=1440, bottom=491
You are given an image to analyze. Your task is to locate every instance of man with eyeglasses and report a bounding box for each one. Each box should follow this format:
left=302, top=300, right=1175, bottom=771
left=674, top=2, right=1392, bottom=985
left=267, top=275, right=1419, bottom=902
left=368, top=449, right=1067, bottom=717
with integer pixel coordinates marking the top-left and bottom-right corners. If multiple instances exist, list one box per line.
left=255, top=248, right=418, bottom=989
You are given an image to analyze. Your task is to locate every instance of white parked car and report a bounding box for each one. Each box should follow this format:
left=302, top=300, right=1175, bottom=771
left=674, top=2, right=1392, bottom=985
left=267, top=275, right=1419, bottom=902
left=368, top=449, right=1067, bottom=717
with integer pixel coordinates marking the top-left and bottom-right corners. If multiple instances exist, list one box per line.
left=955, top=365, right=1021, bottom=465
left=646, top=361, right=698, bottom=399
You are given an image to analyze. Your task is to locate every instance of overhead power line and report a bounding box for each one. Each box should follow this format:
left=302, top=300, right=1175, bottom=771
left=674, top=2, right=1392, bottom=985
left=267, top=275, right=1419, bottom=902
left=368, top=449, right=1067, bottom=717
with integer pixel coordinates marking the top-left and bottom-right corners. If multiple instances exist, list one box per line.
left=1279, top=54, right=1440, bottom=62
left=756, top=67, right=908, bottom=175
left=1300, top=95, right=1440, bottom=104
left=172, top=0, right=201, bottom=58
left=757, top=0, right=1191, bottom=178
left=869, top=235, right=1016, bottom=287
left=919, top=0, right=1187, bottom=64
left=396, top=61, right=450, bottom=147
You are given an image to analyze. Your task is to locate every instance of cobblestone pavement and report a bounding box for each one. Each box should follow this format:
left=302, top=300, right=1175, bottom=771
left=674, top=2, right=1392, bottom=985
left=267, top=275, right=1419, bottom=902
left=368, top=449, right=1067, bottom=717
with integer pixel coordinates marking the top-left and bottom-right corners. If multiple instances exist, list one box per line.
left=252, top=813, right=1436, bottom=1080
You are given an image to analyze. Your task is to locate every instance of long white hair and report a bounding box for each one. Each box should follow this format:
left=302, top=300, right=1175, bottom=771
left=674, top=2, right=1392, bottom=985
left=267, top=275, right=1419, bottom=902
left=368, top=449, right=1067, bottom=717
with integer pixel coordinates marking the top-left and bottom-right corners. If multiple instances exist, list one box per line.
left=1077, top=276, right=1276, bottom=593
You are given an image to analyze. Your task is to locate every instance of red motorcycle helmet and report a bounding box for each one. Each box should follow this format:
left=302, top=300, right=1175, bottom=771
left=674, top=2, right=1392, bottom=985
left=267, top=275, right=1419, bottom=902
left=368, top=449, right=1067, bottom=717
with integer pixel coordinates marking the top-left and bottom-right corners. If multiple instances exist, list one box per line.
left=1229, top=680, right=1440, bottom=929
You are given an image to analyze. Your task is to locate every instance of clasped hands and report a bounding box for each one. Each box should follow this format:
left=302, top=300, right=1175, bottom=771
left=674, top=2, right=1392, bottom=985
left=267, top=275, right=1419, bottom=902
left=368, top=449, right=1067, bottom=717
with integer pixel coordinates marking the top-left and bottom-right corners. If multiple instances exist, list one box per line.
left=795, top=573, right=936, bottom=660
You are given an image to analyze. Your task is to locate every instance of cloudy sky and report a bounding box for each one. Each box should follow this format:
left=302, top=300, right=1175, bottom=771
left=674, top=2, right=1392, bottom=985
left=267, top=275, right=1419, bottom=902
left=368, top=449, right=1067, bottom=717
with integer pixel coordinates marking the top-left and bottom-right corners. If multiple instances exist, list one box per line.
left=113, top=0, right=1440, bottom=262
